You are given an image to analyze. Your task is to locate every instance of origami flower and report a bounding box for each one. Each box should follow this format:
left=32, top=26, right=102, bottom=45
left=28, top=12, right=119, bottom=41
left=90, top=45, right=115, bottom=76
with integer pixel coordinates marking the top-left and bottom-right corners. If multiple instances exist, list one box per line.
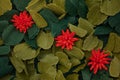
left=88, top=49, right=111, bottom=74
left=55, top=29, right=78, bottom=50
left=11, top=11, right=34, bottom=33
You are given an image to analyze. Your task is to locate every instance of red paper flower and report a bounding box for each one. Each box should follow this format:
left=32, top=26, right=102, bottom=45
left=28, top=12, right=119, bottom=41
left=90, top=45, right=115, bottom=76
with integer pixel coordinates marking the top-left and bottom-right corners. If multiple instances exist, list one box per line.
left=88, top=49, right=111, bottom=74
left=55, top=29, right=78, bottom=50
left=11, top=11, right=34, bottom=33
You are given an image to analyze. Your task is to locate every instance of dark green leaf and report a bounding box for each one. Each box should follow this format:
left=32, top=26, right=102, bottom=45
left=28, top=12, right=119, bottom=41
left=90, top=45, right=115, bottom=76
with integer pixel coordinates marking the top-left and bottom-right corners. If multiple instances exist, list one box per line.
left=28, top=24, right=40, bottom=39
left=40, top=8, right=59, bottom=25
left=0, top=21, right=9, bottom=36
left=0, top=10, right=18, bottom=21
left=24, top=35, right=38, bottom=49
left=94, top=25, right=113, bottom=35
left=78, top=0, right=88, bottom=18
left=81, top=67, right=92, bottom=80
left=0, top=57, right=13, bottom=77
left=65, top=0, right=79, bottom=16
left=51, top=19, right=68, bottom=37
left=2, top=25, right=24, bottom=45
left=108, top=12, right=120, bottom=34
left=0, top=46, right=10, bottom=55
left=13, top=0, right=31, bottom=11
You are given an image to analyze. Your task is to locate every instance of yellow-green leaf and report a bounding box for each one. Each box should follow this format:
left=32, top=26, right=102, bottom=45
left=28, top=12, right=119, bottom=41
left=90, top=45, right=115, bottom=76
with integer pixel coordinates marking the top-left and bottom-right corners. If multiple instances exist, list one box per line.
left=29, top=10, right=47, bottom=28
left=78, top=18, right=94, bottom=34
left=104, top=33, right=115, bottom=52
left=66, top=73, right=79, bottom=80
left=55, top=70, right=66, bottom=80
left=10, top=54, right=27, bottom=73
left=109, top=57, right=120, bottom=77
left=55, top=51, right=72, bottom=73
left=26, top=0, right=46, bottom=12
left=69, top=24, right=87, bottom=37
left=37, top=31, right=54, bottom=49
left=82, top=34, right=99, bottom=51
left=100, top=0, right=120, bottom=16
left=0, top=0, right=12, bottom=16
left=45, top=3, right=65, bottom=16
left=53, top=0, right=65, bottom=10
left=40, top=54, right=58, bottom=66
left=0, top=38, right=3, bottom=45
left=64, top=47, right=84, bottom=60
left=13, top=43, right=37, bottom=60
left=87, top=3, right=108, bottom=25
left=95, top=39, right=103, bottom=49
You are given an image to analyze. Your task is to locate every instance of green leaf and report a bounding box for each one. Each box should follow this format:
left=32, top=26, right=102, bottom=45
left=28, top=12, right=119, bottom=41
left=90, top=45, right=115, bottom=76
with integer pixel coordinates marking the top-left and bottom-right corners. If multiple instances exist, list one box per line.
left=2, top=25, right=24, bottom=45
left=28, top=24, right=40, bottom=39
left=100, top=0, right=120, bottom=16
left=10, top=54, right=27, bottom=73
left=13, top=43, right=37, bottom=60
left=51, top=19, right=68, bottom=37
left=78, top=0, right=88, bottom=18
left=0, top=10, right=18, bottom=21
left=66, top=73, right=79, bottom=80
left=69, top=23, right=87, bottom=37
left=37, top=31, right=54, bottom=49
left=81, top=67, right=92, bottom=80
left=87, top=3, right=108, bottom=25
left=55, top=51, right=72, bottom=73
left=64, top=46, right=84, bottom=60
left=94, top=25, right=113, bottom=35
left=78, top=18, right=94, bottom=34
left=40, top=8, right=59, bottom=25
left=0, top=57, right=13, bottom=77
left=55, top=70, right=66, bottom=80
left=109, top=57, right=120, bottom=77
left=0, top=20, right=9, bottom=36
left=13, top=0, right=31, bottom=11
left=65, top=0, right=79, bottom=16
left=108, top=12, right=120, bottom=34
left=29, top=11, right=48, bottom=28
left=82, top=34, right=99, bottom=51
left=24, top=35, right=38, bottom=49
left=26, top=0, right=46, bottom=12
left=0, top=0, right=12, bottom=16
left=0, top=46, right=10, bottom=55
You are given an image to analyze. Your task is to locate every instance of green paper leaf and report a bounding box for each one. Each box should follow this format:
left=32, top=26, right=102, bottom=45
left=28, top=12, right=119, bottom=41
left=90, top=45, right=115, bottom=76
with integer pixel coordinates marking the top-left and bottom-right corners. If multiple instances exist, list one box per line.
left=87, top=3, right=108, bottom=25
left=0, top=20, right=9, bottom=34
left=13, top=0, right=31, bottom=11
left=24, top=35, right=38, bottom=49
left=0, top=46, right=10, bottom=55
left=94, top=25, right=113, bottom=35
left=13, top=43, right=37, bottom=60
left=64, top=47, right=84, bottom=60
left=108, top=12, right=120, bottom=34
left=28, top=24, right=40, bottom=39
left=2, top=25, right=24, bottom=45
left=82, top=34, right=99, bottom=51
left=26, top=0, right=46, bottom=12
left=100, top=0, right=120, bottom=16
left=81, top=67, right=92, bottom=80
left=10, top=54, right=27, bottom=73
left=0, top=57, right=13, bottom=77
left=0, top=0, right=12, bottom=16
left=66, top=73, right=79, bottom=80
left=40, top=54, right=58, bottom=66
left=78, top=18, right=94, bottom=34
left=78, top=0, right=88, bottom=18
left=40, top=8, right=59, bottom=27
left=0, top=10, right=18, bottom=21
left=29, top=11, right=48, bottom=28
left=65, top=0, right=79, bottom=16
left=51, top=19, right=68, bottom=37
left=69, top=23, right=87, bottom=37
left=55, top=51, right=72, bottom=73
left=55, top=70, right=66, bottom=80
left=37, top=31, right=54, bottom=49
left=109, top=57, right=120, bottom=77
